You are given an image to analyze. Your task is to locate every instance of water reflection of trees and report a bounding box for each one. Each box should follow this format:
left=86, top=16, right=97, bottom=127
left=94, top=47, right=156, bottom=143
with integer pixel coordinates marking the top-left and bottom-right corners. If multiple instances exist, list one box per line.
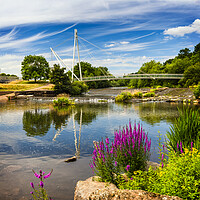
left=136, top=103, right=183, bottom=125
left=23, top=109, right=51, bottom=137
left=22, top=103, right=110, bottom=137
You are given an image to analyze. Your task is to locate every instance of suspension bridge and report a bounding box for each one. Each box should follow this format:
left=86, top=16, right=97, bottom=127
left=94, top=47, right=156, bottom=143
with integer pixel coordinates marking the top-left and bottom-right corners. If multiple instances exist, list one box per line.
left=50, top=29, right=184, bottom=82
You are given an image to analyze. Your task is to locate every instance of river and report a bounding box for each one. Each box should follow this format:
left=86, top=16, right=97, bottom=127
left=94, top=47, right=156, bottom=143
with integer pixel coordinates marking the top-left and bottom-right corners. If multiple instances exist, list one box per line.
left=0, top=98, right=197, bottom=200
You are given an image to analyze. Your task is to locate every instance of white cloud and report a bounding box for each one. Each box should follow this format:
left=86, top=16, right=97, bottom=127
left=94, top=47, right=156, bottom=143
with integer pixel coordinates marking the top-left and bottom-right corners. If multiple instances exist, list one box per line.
left=120, top=41, right=130, bottom=45
left=0, top=0, right=199, bottom=29
left=106, top=41, right=153, bottom=52
left=164, top=19, right=200, bottom=37
left=105, top=43, right=116, bottom=48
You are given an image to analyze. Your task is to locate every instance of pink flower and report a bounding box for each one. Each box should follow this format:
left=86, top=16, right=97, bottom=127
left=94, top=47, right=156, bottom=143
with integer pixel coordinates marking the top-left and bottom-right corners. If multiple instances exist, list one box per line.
left=126, top=165, right=130, bottom=171
left=43, top=172, right=52, bottom=179
left=30, top=182, right=34, bottom=189
left=40, top=181, right=44, bottom=188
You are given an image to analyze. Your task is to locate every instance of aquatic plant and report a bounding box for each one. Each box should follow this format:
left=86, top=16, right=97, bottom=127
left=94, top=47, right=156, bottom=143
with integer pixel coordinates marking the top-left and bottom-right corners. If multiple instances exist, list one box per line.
left=30, top=169, right=53, bottom=200
left=115, top=91, right=133, bottom=102
left=143, top=92, right=155, bottom=97
left=90, top=122, right=151, bottom=183
left=166, top=107, right=200, bottom=151
left=53, top=97, right=74, bottom=106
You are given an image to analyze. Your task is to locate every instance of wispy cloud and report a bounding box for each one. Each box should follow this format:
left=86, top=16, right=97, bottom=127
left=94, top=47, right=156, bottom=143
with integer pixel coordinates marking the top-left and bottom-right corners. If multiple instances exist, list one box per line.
left=164, top=19, right=200, bottom=37
left=0, top=0, right=199, bottom=28
left=0, top=24, right=77, bottom=50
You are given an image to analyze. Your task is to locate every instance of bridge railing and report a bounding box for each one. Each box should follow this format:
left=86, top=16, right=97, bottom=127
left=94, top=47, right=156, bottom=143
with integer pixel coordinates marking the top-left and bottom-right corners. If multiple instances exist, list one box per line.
left=82, top=74, right=184, bottom=82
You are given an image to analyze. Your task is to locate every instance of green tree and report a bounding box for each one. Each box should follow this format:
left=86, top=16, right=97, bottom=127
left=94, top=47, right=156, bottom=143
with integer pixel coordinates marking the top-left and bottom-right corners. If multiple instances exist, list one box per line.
left=177, top=48, right=192, bottom=59
left=21, top=55, right=50, bottom=82
left=49, top=64, right=72, bottom=94
left=183, top=62, right=200, bottom=86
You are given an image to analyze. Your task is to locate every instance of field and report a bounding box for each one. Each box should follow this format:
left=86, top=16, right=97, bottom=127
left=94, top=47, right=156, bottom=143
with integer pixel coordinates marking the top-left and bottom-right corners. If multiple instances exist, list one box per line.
left=0, top=80, right=54, bottom=91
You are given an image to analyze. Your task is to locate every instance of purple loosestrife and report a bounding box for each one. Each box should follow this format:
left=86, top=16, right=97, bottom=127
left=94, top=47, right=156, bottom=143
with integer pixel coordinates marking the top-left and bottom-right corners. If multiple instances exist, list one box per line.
left=177, top=142, right=179, bottom=152
left=180, top=142, right=183, bottom=154
left=30, top=182, right=34, bottom=189
left=43, top=172, right=52, bottom=179
left=191, top=141, right=193, bottom=151
left=126, top=165, right=130, bottom=171
left=40, top=181, right=44, bottom=188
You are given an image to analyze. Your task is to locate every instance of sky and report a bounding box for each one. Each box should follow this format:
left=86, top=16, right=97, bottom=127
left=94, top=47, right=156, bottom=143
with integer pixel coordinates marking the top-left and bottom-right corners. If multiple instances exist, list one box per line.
left=0, top=0, right=200, bottom=76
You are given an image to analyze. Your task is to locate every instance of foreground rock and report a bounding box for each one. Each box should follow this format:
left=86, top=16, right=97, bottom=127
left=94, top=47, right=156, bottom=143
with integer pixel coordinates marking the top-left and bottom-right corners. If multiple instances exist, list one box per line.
left=74, top=176, right=182, bottom=200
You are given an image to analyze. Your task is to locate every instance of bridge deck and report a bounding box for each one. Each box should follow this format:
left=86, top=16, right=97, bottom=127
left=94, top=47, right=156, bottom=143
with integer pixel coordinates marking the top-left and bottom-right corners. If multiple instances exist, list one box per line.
left=82, top=74, right=184, bottom=82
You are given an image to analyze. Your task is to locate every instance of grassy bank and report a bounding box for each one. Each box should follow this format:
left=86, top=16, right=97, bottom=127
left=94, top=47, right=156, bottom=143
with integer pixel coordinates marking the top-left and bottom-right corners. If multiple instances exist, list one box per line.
left=0, top=80, right=54, bottom=91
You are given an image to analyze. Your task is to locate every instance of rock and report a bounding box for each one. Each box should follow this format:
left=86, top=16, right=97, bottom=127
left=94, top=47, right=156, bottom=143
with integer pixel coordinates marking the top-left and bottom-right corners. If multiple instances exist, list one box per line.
left=74, top=176, right=182, bottom=200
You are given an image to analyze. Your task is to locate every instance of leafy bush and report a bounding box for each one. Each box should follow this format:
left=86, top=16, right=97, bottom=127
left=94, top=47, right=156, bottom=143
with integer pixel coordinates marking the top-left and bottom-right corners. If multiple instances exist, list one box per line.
left=71, top=81, right=88, bottom=95
left=118, top=147, right=200, bottom=200
left=166, top=107, right=200, bottom=151
left=194, top=84, right=200, bottom=99
left=143, top=92, right=155, bottom=97
left=115, top=92, right=133, bottom=102
left=53, top=97, right=74, bottom=106
left=90, top=122, right=151, bottom=183
left=132, top=91, right=143, bottom=98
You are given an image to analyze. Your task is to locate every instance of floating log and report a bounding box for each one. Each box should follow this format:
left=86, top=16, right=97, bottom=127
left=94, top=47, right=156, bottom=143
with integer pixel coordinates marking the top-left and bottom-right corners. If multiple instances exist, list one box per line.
left=64, top=156, right=77, bottom=163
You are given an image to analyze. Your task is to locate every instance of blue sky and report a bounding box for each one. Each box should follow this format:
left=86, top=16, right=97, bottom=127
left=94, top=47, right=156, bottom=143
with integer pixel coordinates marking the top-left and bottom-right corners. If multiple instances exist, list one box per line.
left=0, top=0, right=200, bottom=76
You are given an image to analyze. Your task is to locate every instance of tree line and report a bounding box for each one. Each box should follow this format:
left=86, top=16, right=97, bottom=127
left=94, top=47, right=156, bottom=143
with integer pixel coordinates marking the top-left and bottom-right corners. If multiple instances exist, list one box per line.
left=20, top=42, right=200, bottom=94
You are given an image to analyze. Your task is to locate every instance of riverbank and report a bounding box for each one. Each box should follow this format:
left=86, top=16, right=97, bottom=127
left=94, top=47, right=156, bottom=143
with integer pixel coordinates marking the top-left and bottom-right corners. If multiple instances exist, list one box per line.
left=0, top=87, right=199, bottom=104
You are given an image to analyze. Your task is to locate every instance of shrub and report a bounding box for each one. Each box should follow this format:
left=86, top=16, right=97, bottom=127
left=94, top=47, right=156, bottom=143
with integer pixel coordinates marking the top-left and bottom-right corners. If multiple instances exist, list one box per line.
left=143, top=92, right=155, bottom=97
left=166, top=107, right=200, bottom=151
left=194, top=84, right=200, bottom=99
left=53, top=97, right=74, bottom=106
left=90, top=122, right=151, bottom=183
left=118, top=146, right=200, bottom=200
left=115, top=91, right=133, bottom=102
left=132, top=91, right=143, bottom=98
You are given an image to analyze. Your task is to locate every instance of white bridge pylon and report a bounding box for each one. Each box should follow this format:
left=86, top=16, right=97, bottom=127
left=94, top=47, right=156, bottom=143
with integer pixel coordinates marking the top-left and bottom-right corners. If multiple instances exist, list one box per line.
left=50, top=29, right=82, bottom=82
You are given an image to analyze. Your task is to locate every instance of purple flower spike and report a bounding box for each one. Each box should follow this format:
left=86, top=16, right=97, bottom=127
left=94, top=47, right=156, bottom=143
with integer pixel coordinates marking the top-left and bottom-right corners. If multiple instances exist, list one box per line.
left=191, top=141, right=193, bottom=151
left=30, top=182, right=34, bottom=189
left=115, top=161, right=117, bottom=167
left=177, top=142, right=179, bottom=151
left=43, top=172, right=52, bottom=179
left=161, top=154, right=164, bottom=161
left=40, top=181, right=44, bottom=188
left=34, top=173, right=41, bottom=179
left=161, top=162, right=164, bottom=168
left=30, top=191, right=33, bottom=194
left=126, top=165, right=130, bottom=171
left=105, top=138, right=109, bottom=144
left=180, top=142, right=183, bottom=154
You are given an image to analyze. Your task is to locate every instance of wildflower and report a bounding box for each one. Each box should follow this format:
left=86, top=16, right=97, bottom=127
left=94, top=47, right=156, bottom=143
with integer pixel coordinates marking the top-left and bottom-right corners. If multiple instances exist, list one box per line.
left=177, top=142, right=179, bottom=151
left=30, top=182, right=34, bottom=189
left=161, top=154, right=164, bottom=161
left=30, top=192, right=33, bottom=194
left=34, top=173, right=41, bottom=179
left=105, top=138, right=109, bottom=144
left=191, top=141, right=193, bottom=151
left=161, top=162, right=164, bottom=168
left=40, top=181, right=44, bottom=188
left=43, top=172, right=52, bottom=179
left=114, top=161, right=117, bottom=167
left=126, top=165, right=130, bottom=171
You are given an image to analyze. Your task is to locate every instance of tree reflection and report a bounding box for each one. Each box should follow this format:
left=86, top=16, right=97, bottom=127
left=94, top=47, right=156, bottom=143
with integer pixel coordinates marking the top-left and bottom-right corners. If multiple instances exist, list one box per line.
left=23, top=109, right=51, bottom=137
left=50, top=106, right=72, bottom=130
left=136, top=102, right=181, bottom=125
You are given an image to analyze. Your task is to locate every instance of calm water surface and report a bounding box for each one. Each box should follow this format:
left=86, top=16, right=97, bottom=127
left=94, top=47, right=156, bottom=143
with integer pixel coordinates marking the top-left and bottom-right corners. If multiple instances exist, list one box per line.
left=0, top=99, right=196, bottom=200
